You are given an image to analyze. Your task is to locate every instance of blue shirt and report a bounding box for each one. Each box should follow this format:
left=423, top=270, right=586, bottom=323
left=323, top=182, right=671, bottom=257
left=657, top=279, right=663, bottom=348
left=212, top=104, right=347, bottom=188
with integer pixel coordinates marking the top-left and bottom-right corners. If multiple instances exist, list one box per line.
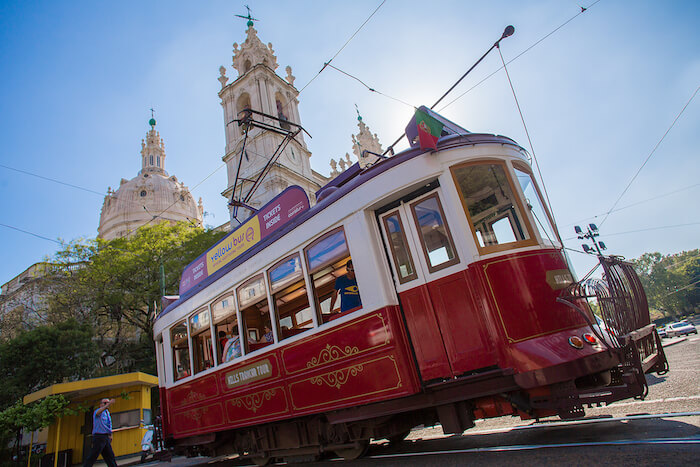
left=334, top=275, right=361, bottom=312
left=92, top=408, right=112, bottom=435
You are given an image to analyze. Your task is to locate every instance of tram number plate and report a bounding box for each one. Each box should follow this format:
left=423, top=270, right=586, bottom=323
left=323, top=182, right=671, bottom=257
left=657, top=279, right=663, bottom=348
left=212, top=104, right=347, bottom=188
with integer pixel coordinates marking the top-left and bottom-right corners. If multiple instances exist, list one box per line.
left=225, top=359, right=273, bottom=389
left=546, top=269, right=574, bottom=290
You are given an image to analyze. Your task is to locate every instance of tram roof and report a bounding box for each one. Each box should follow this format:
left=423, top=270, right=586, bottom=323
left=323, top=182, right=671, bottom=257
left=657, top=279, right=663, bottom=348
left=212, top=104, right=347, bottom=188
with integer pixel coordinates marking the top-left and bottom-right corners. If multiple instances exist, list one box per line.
left=156, top=107, right=523, bottom=323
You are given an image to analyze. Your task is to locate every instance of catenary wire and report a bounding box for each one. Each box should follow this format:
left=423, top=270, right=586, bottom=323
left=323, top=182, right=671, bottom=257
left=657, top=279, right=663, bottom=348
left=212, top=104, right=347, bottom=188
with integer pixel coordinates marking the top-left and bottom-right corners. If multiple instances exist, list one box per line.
left=599, top=85, right=700, bottom=227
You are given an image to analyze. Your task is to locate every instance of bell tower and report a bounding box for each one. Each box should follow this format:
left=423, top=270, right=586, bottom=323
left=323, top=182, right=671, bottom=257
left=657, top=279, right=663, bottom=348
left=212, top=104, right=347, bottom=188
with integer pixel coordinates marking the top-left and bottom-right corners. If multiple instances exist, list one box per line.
left=218, top=17, right=327, bottom=225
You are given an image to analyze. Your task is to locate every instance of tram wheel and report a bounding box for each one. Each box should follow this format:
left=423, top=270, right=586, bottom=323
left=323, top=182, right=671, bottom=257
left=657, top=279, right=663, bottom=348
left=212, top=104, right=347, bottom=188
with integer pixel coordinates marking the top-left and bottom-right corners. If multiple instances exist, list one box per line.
left=251, top=455, right=272, bottom=466
left=334, top=440, right=369, bottom=460
left=388, top=430, right=411, bottom=445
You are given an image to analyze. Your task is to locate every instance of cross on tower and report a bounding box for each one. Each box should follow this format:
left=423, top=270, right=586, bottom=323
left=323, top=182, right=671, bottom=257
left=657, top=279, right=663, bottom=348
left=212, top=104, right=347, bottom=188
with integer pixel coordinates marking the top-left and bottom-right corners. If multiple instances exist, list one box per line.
left=235, top=5, right=258, bottom=27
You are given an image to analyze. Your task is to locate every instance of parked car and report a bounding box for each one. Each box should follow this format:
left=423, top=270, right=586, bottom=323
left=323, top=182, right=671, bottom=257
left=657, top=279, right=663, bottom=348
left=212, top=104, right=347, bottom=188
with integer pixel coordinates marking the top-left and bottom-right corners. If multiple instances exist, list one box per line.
left=665, top=321, right=698, bottom=337
left=657, top=325, right=667, bottom=339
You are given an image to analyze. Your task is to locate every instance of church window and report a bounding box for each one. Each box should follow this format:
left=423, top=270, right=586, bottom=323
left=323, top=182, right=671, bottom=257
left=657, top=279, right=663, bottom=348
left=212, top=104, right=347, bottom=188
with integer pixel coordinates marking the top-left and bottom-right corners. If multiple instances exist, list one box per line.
left=157, top=156, right=161, bottom=167
left=150, top=155, right=154, bottom=165
left=276, top=94, right=290, bottom=131
left=140, top=190, right=147, bottom=197
left=244, top=60, right=251, bottom=73
left=180, top=195, right=185, bottom=201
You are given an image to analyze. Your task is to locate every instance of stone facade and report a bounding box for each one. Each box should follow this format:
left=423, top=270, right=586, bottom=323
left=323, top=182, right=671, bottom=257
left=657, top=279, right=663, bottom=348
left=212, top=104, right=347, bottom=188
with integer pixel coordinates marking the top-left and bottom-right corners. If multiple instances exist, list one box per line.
left=218, top=25, right=328, bottom=225
left=330, top=114, right=384, bottom=177
left=98, top=118, right=203, bottom=240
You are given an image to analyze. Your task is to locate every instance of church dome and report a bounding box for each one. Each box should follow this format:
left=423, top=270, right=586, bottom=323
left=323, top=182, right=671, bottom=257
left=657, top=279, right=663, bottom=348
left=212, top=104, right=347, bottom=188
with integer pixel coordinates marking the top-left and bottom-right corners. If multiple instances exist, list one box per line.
left=98, top=118, right=203, bottom=240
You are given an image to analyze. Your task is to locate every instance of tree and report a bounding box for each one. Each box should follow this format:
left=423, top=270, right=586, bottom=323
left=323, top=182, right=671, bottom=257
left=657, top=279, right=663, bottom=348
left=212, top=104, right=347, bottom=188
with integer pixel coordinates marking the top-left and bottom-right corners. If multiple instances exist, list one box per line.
left=0, top=320, right=98, bottom=410
left=47, top=222, right=226, bottom=374
left=632, top=249, right=699, bottom=318
left=0, top=395, right=75, bottom=464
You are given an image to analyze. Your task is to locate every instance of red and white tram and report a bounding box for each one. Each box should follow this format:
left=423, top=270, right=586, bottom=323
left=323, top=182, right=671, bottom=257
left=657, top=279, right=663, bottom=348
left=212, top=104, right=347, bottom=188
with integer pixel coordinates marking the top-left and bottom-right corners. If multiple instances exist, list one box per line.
left=153, top=106, right=667, bottom=463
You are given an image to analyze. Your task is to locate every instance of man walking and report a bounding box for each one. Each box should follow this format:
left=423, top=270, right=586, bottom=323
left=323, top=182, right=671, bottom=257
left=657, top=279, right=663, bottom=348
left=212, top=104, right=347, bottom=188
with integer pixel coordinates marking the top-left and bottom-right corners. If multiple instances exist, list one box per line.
left=83, top=398, right=118, bottom=467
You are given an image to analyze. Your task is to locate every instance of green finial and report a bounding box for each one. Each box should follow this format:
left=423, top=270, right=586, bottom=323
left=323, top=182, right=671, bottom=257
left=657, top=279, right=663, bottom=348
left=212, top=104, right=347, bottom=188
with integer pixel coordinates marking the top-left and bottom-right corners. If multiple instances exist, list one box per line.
left=149, top=108, right=156, bottom=127
left=355, top=104, right=362, bottom=121
left=235, top=5, right=258, bottom=29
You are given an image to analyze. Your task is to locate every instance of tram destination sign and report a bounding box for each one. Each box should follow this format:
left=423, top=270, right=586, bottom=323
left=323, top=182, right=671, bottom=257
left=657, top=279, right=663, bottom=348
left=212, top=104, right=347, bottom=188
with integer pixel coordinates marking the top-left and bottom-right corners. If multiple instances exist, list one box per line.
left=225, top=359, right=273, bottom=389
left=179, top=186, right=310, bottom=294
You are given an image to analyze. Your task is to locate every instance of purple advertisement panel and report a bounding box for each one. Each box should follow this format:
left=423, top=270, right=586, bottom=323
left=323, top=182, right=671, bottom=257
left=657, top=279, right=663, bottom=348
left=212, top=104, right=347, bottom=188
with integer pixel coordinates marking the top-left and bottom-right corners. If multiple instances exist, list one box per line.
left=179, top=186, right=310, bottom=295
left=257, top=186, right=309, bottom=238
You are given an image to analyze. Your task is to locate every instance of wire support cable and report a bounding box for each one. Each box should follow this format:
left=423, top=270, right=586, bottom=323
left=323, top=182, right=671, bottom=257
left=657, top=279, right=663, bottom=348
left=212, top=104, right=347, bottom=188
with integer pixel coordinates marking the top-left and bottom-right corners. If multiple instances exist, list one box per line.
left=599, top=85, right=700, bottom=227
left=323, top=63, right=415, bottom=108
left=438, top=0, right=602, bottom=112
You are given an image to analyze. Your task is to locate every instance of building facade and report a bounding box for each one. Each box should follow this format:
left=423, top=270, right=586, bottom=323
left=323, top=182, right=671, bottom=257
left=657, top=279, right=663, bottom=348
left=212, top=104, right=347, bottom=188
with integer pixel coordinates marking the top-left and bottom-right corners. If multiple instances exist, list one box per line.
left=217, top=24, right=328, bottom=226
left=97, top=118, right=203, bottom=240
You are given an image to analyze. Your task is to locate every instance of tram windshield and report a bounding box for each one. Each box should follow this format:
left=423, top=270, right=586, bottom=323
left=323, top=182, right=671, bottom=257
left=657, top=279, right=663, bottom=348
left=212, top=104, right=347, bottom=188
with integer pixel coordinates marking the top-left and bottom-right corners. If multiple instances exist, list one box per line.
left=451, top=162, right=532, bottom=252
left=513, top=166, right=558, bottom=244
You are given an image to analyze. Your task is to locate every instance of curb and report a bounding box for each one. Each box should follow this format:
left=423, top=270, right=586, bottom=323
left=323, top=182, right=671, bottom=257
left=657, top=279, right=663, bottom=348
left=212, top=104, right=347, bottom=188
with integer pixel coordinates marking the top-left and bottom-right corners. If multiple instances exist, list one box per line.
left=662, top=337, right=688, bottom=348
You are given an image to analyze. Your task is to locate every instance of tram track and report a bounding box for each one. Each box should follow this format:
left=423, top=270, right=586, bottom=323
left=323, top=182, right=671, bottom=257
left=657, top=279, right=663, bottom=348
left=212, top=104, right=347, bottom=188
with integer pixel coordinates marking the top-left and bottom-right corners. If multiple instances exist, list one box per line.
left=406, top=410, right=700, bottom=440
left=367, top=437, right=700, bottom=460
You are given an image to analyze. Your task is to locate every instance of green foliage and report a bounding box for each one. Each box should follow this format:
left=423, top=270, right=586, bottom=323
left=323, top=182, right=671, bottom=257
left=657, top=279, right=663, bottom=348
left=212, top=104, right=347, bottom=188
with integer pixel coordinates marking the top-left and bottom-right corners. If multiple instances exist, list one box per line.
left=632, top=249, right=699, bottom=318
left=47, top=223, right=225, bottom=374
left=0, top=395, right=75, bottom=464
left=0, top=320, right=98, bottom=410
left=0, top=395, right=73, bottom=434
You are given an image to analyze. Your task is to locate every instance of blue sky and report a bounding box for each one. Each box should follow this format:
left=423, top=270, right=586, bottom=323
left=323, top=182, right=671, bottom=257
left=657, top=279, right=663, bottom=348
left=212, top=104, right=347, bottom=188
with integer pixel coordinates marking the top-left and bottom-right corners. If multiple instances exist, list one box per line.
left=1, top=0, right=698, bottom=286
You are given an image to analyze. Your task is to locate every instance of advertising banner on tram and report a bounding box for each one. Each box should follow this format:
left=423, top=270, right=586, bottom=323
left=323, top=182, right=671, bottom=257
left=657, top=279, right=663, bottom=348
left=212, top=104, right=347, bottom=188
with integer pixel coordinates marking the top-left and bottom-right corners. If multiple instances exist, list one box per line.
left=179, top=186, right=310, bottom=294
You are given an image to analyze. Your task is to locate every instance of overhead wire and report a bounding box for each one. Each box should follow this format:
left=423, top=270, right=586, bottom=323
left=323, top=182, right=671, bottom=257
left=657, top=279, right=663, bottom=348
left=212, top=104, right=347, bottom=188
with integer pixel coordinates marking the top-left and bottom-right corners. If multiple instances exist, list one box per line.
left=563, top=183, right=700, bottom=227
left=438, top=0, right=602, bottom=112
left=496, top=44, right=555, bottom=226
left=599, top=85, right=700, bottom=227
left=293, top=0, right=386, bottom=99
left=563, top=222, right=700, bottom=241
left=0, top=222, right=64, bottom=246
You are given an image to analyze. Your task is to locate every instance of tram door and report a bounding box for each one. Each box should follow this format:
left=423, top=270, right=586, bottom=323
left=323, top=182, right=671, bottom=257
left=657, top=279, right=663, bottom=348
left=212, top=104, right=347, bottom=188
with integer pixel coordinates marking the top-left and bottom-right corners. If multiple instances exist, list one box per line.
left=379, top=189, right=492, bottom=381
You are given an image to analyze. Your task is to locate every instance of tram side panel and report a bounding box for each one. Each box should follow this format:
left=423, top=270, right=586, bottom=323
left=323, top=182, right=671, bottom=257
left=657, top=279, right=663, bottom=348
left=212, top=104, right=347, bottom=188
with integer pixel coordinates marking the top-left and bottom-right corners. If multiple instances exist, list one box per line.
left=161, top=306, right=421, bottom=440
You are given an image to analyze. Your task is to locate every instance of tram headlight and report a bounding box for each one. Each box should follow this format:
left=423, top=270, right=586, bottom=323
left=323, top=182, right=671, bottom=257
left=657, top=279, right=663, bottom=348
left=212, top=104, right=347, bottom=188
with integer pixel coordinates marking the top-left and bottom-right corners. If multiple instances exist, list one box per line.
left=568, top=336, right=584, bottom=349
left=582, top=333, right=597, bottom=345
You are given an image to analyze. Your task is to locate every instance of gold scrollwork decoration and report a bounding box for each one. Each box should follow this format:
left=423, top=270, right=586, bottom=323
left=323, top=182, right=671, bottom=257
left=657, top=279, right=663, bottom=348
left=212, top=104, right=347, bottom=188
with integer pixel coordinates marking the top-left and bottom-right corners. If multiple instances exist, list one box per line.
left=183, top=390, right=206, bottom=405
left=306, top=344, right=360, bottom=369
left=184, top=407, right=205, bottom=423
left=310, top=364, right=364, bottom=389
left=233, top=389, right=276, bottom=413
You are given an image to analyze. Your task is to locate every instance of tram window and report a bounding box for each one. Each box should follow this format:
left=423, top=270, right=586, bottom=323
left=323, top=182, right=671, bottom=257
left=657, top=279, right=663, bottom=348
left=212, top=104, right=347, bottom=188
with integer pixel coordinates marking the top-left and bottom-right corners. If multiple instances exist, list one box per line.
left=238, top=275, right=273, bottom=352
left=189, top=308, right=213, bottom=374
left=269, top=254, right=313, bottom=341
left=451, top=162, right=534, bottom=253
left=304, top=227, right=357, bottom=323
left=382, top=211, right=418, bottom=284
left=170, top=320, right=191, bottom=381
left=410, top=194, right=459, bottom=272
left=213, top=293, right=242, bottom=364
left=513, top=166, right=558, bottom=244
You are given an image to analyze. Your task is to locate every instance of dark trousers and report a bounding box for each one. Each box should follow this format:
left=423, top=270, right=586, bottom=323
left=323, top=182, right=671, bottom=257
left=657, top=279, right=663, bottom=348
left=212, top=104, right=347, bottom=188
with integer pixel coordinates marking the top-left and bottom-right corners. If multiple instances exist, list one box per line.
left=83, top=433, right=117, bottom=467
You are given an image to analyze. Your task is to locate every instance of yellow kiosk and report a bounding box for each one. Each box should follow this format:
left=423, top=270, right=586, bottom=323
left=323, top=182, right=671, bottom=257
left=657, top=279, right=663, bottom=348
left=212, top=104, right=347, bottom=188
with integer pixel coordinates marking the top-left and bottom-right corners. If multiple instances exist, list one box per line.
left=23, top=372, right=158, bottom=465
